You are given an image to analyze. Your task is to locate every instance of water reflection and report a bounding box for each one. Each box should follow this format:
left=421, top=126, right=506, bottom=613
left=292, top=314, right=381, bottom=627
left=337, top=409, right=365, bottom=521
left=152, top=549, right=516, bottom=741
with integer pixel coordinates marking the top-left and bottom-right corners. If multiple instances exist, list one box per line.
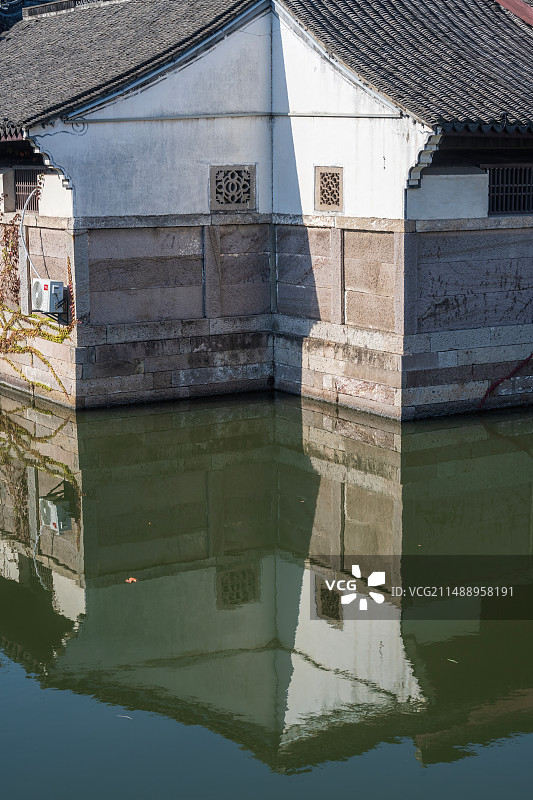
left=0, top=388, right=532, bottom=772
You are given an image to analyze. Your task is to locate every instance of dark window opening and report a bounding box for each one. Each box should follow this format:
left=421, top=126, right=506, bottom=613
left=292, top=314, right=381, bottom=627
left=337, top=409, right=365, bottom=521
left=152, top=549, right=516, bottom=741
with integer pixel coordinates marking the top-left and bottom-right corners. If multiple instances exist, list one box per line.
left=485, top=165, right=533, bottom=215
left=14, top=169, right=39, bottom=212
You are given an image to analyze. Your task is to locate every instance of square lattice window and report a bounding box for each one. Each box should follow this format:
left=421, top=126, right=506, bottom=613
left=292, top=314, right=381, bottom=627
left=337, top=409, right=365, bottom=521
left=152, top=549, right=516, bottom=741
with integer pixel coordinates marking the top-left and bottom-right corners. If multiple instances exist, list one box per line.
left=315, top=166, right=343, bottom=212
left=315, top=575, right=342, bottom=628
left=210, top=165, right=256, bottom=211
left=216, top=563, right=260, bottom=609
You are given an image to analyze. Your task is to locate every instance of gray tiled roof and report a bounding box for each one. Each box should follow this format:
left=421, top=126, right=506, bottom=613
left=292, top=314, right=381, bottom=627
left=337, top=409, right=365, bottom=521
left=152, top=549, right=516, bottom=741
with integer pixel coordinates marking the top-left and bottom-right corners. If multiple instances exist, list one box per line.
left=0, top=0, right=257, bottom=131
left=283, top=0, right=533, bottom=130
left=2, top=0, right=533, bottom=134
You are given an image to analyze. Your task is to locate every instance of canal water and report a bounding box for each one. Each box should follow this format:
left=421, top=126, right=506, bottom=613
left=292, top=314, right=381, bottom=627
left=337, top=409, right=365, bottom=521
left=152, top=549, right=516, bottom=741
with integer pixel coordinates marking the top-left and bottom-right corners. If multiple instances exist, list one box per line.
left=0, top=388, right=532, bottom=799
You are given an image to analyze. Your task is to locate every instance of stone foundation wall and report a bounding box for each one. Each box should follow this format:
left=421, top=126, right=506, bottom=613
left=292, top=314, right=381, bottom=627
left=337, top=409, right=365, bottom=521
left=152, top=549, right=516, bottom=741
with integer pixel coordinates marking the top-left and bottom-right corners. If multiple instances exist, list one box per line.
left=70, top=223, right=274, bottom=408
left=0, top=215, right=531, bottom=417
left=402, top=224, right=533, bottom=417
left=0, top=219, right=77, bottom=405
left=274, top=226, right=405, bottom=418
left=274, top=317, right=403, bottom=417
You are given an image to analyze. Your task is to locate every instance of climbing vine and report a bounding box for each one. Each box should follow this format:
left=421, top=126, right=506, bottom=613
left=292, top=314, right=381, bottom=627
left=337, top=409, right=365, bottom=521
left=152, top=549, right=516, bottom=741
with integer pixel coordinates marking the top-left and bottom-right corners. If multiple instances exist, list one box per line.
left=0, top=214, right=20, bottom=306
left=0, top=183, right=77, bottom=396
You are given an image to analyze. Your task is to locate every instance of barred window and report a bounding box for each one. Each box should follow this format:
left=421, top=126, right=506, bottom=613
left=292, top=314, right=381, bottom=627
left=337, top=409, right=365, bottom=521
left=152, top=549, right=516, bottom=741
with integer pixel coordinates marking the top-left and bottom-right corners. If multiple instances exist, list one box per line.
left=15, top=169, right=39, bottom=212
left=486, top=165, right=533, bottom=215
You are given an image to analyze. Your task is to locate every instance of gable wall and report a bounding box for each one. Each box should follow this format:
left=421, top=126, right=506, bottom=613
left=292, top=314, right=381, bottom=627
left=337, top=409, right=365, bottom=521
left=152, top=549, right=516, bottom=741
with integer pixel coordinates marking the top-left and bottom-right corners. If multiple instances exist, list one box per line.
left=28, top=10, right=427, bottom=220
left=271, top=11, right=428, bottom=218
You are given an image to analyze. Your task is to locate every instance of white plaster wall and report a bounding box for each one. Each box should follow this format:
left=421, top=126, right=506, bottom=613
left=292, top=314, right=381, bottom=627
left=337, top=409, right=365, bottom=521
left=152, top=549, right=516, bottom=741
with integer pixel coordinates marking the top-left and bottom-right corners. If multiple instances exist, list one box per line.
left=28, top=9, right=428, bottom=219
left=30, top=13, right=273, bottom=218
left=274, top=115, right=427, bottom=218
left=406, top=169, right=489, bottom=220
left=38, top=173, right=73, bottom=218
left=272, top=12, right=430, bottom=219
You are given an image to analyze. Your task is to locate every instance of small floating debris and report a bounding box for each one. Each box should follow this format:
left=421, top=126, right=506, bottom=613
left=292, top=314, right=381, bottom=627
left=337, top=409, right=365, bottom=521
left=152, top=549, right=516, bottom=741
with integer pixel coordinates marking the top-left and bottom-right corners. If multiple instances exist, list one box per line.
left=117, top=715, right=133, bottom=719
left=447, top=658, right=458, bottom=664
left=125, top=577, right=137, bottom=584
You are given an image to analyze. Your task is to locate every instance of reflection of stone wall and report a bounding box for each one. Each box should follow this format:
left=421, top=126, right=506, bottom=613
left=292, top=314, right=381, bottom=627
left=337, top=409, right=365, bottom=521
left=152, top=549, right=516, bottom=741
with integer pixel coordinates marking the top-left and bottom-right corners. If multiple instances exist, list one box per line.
left=2, top=390, right=533, bottom=768
left=0, top=387, right=82, bottom=581
left=402, top=413, right=533, bottom=555
left=78, top=400, right=278, bottom=579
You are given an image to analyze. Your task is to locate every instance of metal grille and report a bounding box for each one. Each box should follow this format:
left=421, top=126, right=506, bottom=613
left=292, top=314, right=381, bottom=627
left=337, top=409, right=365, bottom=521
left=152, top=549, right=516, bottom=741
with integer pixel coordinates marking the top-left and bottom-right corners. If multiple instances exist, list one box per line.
left=487, top=165, right=533, bottom=215
left=14, top=169, right=39, bottom=212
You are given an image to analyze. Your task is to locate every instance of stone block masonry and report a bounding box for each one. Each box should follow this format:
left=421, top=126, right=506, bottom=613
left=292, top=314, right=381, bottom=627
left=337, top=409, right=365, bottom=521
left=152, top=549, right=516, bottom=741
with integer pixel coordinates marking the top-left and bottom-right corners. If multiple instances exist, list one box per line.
left=401, top=224, right=533, bottom=417
left=2, top=215, right=531, bottom=417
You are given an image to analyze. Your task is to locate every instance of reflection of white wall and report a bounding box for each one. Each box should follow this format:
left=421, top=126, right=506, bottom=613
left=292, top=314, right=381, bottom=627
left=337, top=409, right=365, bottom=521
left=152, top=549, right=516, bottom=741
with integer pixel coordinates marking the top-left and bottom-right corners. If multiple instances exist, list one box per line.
left=61, top=556, right=277, bottom=667
left=55, top=555, right=279, bottom=729
left=0, top=539, right=19, bottom=582
left=52, top=572, right=86, bottom=622
left=280, top=562, right=423, bottom=737
left=52, top=555, right=423, bottom=740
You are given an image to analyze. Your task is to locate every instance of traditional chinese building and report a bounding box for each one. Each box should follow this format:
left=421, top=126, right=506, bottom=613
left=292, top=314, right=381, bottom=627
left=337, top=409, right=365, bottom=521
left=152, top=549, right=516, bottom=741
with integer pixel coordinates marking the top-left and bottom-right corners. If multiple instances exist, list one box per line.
left=0, top=0, right=532, bottom=416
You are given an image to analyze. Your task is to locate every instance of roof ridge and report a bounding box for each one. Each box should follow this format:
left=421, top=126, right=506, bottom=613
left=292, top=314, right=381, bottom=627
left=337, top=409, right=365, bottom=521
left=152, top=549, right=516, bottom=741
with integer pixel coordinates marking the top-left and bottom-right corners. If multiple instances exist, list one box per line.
left=494, top=0, right=533, bottom=24
left=23, top=0, right=130, bottom=20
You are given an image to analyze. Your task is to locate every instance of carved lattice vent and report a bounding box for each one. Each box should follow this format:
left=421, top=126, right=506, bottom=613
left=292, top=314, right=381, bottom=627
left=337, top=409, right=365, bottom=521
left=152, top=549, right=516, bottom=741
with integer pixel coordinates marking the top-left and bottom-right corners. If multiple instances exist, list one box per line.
left=217, top=563, right=260, bottom=609
left=315, top=166, right=343, bottom=212
left=210, top=165, right=256, bottom=211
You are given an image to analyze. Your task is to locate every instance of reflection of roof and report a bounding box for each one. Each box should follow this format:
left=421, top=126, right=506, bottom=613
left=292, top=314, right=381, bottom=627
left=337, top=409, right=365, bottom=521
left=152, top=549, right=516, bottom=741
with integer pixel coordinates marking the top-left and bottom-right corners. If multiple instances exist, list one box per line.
left=3, top=1, right=533, bottom=134
left=25, top=661, right=533, bottom=771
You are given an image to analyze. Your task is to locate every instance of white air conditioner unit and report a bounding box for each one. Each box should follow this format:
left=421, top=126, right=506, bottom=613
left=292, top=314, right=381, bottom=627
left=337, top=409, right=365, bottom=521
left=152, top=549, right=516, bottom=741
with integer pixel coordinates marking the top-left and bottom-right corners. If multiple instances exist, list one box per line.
left=31, top=279, right=64, bottom=313
left=39, top=498, right=72, bottom=533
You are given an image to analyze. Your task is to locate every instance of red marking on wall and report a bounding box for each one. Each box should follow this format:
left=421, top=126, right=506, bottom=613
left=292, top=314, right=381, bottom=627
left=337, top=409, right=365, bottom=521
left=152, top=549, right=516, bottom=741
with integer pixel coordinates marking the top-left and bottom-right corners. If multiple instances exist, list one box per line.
left=478, top=352, right=533, bottom=409
left=495, top=0, right=533, bottom=27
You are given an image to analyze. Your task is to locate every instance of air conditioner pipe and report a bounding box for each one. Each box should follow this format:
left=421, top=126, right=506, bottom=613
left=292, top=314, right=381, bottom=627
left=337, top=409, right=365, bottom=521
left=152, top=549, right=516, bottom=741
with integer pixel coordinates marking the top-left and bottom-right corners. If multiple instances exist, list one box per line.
left=19, top=186, right=42, bottom=282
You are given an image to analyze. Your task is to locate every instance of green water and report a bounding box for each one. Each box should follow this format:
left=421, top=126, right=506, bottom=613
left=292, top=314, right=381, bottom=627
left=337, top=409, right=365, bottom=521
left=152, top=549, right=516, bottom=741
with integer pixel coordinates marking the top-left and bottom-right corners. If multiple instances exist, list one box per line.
left=0, top=389, right=532, bottom=799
